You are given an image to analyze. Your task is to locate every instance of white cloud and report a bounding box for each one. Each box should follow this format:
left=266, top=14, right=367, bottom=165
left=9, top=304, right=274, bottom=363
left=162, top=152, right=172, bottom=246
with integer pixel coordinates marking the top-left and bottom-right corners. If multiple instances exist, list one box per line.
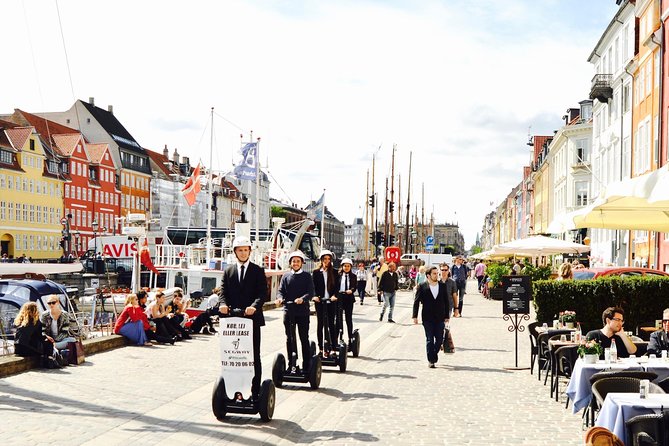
left=4, top=0, right=619, bottom=248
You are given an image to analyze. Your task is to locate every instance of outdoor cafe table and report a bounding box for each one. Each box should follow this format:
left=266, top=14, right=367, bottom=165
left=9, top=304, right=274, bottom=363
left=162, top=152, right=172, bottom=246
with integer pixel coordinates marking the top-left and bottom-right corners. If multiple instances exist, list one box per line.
left=595, top=392, right=669, bottom=445
left=566, top=358, right=669, bottom=414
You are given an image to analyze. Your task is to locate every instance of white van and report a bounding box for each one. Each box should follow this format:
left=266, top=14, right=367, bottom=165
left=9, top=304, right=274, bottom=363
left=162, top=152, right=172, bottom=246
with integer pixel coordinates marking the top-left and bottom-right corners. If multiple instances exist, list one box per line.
left=400, top=253, right=453, bottom=268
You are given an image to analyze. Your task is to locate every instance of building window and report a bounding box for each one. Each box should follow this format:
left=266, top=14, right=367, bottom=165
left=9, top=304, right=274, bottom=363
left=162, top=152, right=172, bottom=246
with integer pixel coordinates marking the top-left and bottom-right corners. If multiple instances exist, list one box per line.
left=0, top=150, right=12, bottom=164
left=29, top=139, right=35, bottom=151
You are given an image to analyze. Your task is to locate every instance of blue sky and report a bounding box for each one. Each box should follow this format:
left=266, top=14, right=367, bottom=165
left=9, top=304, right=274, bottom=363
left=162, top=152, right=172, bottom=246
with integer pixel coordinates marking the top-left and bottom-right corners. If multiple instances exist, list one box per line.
left=4, top=0, right=622, bottom=248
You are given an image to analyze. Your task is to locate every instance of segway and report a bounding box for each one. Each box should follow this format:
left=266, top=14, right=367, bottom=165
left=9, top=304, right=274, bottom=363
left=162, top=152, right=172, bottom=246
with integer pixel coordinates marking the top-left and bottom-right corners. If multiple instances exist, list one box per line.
left=348, top=328, right=361, bottom=358
left=211, top=309, right=275, bottom=422
left=319, top=297, right=348, bottom=372
left=272, top=302, right=322, bottom=389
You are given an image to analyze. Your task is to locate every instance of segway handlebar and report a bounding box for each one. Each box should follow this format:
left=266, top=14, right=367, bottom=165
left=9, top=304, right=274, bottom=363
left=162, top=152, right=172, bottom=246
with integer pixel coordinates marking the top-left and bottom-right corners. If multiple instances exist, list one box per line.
left=220, top=307, right=249, bottom=318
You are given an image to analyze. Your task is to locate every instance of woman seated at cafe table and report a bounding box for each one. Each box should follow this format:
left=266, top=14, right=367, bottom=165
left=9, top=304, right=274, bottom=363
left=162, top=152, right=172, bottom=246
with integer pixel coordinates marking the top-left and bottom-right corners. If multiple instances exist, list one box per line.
left=585, top=306, right=637, bottom=359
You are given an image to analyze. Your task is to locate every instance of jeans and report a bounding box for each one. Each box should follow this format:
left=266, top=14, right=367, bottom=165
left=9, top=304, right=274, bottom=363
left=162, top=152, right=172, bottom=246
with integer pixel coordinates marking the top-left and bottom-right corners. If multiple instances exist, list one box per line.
left=476, top=275, right=485, bottom=291
left=357, top=281, right=366, bottom=303
left=422, top=321, right=445, bottom=364
left=380, top=291, right=396, bottom=320
left=54, top=336, right=77, bottom=350
left=119, top=320, right=148, bottom=345
left=456, top=280, right=466, bottom=313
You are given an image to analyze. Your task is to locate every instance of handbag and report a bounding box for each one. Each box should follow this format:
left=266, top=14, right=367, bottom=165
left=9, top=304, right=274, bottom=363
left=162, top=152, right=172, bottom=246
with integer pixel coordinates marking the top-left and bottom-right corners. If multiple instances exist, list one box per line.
left=443, top=327, right=455, bottom=353
left=67, top=340, right=86, bottom=365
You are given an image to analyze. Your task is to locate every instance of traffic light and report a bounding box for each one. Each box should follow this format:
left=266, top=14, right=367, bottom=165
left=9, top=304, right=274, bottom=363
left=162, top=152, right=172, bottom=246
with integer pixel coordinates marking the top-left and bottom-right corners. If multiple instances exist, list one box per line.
left=379, top=233, right=386, bottom=246
left=388, top=234, right=395, bottom=246
left=370, top=232, right=376, bottom=244
left=389, top=201, right=394, bottom=213
left=368, top=195, right=375, bottom=207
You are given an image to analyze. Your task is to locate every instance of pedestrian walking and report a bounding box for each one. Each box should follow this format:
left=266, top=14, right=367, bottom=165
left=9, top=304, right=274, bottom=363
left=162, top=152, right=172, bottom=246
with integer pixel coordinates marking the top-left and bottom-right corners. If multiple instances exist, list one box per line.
left=217, top=236, right=268, bottom=397
left=312, top=249, right=339, bottom=354
left=355, top=262, right=367, bottom=305
left=412, top=266, right=451, bottom=368
left=378, top=261, right=399, bottom=323
left=439, top=263, right=459, bottom=318
left=375, top=257, right=388, bottom=305
left=451, top=255, right=468, bottom=316
left=275, top=250, right=314, bottom=372
left=474, top=261, right=486, bottom=292
left=337, top=258, right=357, bottom=345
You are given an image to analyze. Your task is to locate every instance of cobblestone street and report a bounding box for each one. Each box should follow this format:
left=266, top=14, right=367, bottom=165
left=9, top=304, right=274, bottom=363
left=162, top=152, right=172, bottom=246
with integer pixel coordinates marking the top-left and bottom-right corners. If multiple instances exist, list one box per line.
left=1, top=280, right=584, bottom=445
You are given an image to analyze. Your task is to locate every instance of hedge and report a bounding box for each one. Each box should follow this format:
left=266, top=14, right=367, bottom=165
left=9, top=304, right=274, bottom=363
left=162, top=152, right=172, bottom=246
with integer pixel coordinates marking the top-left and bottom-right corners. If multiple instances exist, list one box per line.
left=532, top=276, right=669, bottom=334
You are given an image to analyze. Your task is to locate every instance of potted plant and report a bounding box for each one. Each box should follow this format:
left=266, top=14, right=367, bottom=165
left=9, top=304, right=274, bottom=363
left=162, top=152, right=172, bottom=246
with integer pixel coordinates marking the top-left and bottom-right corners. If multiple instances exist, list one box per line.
left=486, top=263, right=511, bottom=300
left=559, top=310, right=577, bottom=329
left=577, top=339, right=603, bottom=364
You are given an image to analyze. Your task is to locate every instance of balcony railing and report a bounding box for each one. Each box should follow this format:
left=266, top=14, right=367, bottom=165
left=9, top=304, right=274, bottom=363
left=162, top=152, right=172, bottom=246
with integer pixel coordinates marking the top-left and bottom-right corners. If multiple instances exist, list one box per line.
left=590, top=74, right=613, bottom=103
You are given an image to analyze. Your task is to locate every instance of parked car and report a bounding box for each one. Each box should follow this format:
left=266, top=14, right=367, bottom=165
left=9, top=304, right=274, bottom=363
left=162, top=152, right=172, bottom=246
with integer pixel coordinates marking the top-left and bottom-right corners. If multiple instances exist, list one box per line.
left=573, top=267, right=669, bottom=280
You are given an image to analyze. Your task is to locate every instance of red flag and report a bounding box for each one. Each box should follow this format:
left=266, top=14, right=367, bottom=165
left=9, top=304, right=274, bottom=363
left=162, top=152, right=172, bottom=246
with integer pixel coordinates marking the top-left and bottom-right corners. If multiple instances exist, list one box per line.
left=139, top=238, right=159, bottom=275
left=182, top=163, right=202, bottom=206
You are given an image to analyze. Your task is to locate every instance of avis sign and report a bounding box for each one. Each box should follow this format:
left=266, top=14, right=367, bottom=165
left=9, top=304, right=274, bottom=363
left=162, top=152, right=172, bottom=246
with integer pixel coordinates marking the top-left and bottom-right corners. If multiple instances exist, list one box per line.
left=384, top=246, right=401, bottom=263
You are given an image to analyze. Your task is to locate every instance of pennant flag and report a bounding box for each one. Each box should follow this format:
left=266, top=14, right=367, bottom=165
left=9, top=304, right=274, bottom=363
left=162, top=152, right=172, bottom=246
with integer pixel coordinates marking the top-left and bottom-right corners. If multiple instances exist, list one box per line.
left=182, top=163, right=202, bottom=206
left=139, top=238, right=160, bottom=275
left=233, top=142, right=258, bottom=180
left=307, top=193, right=325, bottom=221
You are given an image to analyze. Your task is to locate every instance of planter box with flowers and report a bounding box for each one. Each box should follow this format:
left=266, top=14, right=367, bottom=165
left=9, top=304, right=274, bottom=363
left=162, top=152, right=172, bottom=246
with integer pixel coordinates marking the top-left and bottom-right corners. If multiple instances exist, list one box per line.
left=578, top=340, right=603, bottom=364
left=559, top=310, right=577, bottom=328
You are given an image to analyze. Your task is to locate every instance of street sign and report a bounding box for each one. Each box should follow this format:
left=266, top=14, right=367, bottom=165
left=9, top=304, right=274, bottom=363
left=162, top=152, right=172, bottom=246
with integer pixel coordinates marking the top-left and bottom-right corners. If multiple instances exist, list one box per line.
left=384, top=246, right=401, bottom=263
left=426, top=236, right=434, bottom=244
left=91, top=278, right=100, bottom=289
left=425, top=243, right=434, bottom=252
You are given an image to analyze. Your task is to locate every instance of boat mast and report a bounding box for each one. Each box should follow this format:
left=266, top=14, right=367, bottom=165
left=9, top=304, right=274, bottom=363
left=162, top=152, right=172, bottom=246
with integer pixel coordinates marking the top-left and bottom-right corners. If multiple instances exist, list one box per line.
left=206, top=107, right=214, bottom=265
left=255, top=134, right=260, bottom=245
left=404, top=151, right=412, bottom=254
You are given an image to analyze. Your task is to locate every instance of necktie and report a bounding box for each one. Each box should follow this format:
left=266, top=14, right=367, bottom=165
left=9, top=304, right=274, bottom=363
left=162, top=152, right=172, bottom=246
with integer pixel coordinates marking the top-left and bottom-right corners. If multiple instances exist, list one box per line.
left=345, top=274, right=348, bottom=290
left=240, top=265, right=245, bottom=282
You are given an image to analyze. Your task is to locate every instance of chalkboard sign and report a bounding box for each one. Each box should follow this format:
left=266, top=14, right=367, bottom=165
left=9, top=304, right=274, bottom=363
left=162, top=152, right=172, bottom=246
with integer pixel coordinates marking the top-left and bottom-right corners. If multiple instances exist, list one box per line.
left=502, top=275, right=531, bottom=315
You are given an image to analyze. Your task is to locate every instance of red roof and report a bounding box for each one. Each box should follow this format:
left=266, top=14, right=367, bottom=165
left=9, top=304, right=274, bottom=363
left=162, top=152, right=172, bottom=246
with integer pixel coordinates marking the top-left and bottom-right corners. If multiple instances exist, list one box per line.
left=144, top=147, right=175, bottom=176
left=12, top=109, right=81, bottom=155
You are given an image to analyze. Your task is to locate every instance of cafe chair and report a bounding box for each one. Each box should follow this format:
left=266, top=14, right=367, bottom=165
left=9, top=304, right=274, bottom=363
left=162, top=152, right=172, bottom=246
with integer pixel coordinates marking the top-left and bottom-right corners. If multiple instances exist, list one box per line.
left=584, top=426, right=624, bottom=446
left=554, top=345, right=578, bottom=407
left=657, top=377, right=669, bottom=394
left=588, top=376, right=664, bottom=428
left=528, top=321, right=540, bottom=375
left=537, top=329, right=573, bottom=384
left=625, top=411, right=669, bottom=446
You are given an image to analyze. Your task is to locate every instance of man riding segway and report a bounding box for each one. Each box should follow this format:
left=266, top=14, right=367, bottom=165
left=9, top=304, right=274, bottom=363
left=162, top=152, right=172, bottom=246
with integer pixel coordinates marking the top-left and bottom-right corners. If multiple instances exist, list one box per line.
left=337, top=258, right=361, bottom=357
left=273, top=250, right=322, bottom=389
left=212, top=235, right=275, bottom=421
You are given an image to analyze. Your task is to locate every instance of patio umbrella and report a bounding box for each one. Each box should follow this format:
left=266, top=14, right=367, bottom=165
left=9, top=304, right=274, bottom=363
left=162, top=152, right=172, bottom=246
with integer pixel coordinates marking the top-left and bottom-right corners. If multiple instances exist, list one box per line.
left=492, top=235, right=590, bottom=256
left=570, top=166, right=669, bottom=232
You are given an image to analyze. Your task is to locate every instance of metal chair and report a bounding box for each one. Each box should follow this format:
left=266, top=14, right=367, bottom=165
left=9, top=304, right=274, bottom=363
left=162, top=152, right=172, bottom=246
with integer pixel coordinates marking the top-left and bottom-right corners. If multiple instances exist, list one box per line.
left=553, top=344, right=578, bottom=406
left=657, top=377, right=669, bottom=394
left=537, top=329, right=572, bottom=383
left=527, top=321, right=540, bottom=375
left=626, top=411, right=669, bottom=446
left=586, top=374, right=662, bottom=428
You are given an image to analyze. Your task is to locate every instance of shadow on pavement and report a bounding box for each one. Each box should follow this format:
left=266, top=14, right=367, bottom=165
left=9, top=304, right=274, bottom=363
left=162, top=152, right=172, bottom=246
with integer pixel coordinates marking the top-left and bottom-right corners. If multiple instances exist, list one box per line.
left=222, top=418, right=380, bottom=443
left=439, top=364, right=513, bottom=374
left=355, top=356, right=420, bottom=363
left=344, top=369, right=417, bottom=380
left=319, top=387, right=398, bottom=401
left=452, top=347, right=508, bottom=353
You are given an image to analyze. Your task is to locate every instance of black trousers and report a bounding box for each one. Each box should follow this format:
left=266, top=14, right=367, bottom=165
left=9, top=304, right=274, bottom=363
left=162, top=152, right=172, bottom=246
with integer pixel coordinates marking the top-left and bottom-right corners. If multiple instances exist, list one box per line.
left=337, top=293, right=355, bottom=340
left=189, top=310, right=215, bottom=333
left=153, top=317, right=178, bottom=339
left=357, top=281, right=366, bottom=302
left=283, top=313, right=310, bottom=371
left=314, top=301, right=337, bottom=350
left=252, top=324, right=262, bottom=397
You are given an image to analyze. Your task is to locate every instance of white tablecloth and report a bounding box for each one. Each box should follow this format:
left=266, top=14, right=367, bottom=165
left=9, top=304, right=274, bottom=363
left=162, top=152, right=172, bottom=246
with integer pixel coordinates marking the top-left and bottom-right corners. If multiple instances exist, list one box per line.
left=566, top=359, right=642, bottom=413
left=595, top=392, right=669, bottom=445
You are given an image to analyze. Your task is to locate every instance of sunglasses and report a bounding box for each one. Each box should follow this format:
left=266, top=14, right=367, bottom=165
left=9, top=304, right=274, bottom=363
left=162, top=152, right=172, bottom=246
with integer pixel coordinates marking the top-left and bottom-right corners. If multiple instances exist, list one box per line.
left=48, top=301, right=58, bottom=305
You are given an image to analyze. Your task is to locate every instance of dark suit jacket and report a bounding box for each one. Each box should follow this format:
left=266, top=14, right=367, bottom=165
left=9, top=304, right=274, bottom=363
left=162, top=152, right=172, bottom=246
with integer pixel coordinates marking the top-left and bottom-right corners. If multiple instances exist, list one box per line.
left=312, top=267, right=339, bottom=300
left=219, top=262, right=267, bottom=326
left=338, top=271, right=357, bottom=296
left=412, top=281, right=450, bottom=323
left=647, top=330, right=669, bottom=356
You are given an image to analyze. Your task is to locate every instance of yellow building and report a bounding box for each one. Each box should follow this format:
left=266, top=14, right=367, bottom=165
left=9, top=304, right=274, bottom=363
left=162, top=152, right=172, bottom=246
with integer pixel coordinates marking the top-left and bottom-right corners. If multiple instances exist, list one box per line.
left=630, top=0, right=661, bottom=267
left=0, top=124, right=64, bottom=260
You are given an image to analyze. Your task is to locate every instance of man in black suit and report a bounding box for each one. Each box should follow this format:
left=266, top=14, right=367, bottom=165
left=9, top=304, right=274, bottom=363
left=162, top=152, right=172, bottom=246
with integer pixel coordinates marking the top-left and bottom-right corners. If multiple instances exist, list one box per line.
left=412, top=266, right=451, bottom=368
left=647, top=308, right=669, bottom=357
left=218, top=236, right=268, bottom=397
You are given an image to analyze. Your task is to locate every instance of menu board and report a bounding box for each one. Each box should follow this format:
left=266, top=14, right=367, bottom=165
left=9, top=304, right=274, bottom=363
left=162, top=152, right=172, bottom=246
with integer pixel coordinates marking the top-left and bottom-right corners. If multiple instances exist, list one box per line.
left=502, top=275, right=531, bottom=315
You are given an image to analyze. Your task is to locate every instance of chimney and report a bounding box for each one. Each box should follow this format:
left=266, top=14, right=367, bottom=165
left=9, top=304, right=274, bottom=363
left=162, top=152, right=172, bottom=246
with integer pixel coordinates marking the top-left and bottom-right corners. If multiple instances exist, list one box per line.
left=89, top=97, right=95, bottom=106
left=108, top=105, right=114, bottom=115
left=172, top=148, right=179, bottom=164
left=163, top=144, right=169, bottom=158
left=182, top=156, right=190, bottom=167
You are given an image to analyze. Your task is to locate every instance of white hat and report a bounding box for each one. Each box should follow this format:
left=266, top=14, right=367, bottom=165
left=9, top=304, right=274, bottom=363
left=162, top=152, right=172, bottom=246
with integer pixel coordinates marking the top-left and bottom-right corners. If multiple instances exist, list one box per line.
left=232, top=236, right=252, bottom=249
left=341, top=258, right=353, bottom=265
left=320, top=249, right=334, bottom=260
left=288, top=250, right=306, bottom=262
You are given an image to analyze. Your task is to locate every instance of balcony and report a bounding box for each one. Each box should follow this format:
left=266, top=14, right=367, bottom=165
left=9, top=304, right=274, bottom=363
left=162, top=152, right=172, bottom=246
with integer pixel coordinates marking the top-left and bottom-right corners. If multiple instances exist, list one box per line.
left=589, top=74, right=613, bottom=103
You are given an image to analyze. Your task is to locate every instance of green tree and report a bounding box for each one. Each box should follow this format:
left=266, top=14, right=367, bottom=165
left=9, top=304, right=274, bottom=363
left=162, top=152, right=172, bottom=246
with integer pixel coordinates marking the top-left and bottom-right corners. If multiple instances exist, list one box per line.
left=271, top=206, right=287, bottom=218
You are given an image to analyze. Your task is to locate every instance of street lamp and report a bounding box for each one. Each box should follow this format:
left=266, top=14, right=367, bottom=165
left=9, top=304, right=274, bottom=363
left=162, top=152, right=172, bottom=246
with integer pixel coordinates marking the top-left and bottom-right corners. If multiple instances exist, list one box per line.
left=91, top=220, right=99, bottom=255
left=73, top=231, right=80, bottom=259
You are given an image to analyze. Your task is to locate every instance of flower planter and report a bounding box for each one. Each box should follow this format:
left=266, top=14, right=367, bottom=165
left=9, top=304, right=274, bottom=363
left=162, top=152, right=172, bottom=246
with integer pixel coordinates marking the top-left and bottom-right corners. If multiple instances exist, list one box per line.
left=583, top=354, right=598, bottom=364
left=565, top=322, right=575, bottom=329
left=489, top=287, right=504, bottom=301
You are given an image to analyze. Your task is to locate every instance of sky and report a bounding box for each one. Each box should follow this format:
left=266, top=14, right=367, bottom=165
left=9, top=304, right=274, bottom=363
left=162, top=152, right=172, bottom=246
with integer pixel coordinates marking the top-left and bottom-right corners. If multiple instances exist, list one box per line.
left=4, top=0, right=621, bottom=249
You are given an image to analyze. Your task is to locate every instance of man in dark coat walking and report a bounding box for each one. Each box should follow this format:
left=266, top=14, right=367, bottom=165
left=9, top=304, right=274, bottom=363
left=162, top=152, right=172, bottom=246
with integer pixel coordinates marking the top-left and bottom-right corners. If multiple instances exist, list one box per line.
left=412, top=266, right=451, bottom=368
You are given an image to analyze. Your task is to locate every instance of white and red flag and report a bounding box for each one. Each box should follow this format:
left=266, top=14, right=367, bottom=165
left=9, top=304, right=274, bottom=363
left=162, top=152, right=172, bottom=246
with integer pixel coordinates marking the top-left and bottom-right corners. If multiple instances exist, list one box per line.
left=182, top=163, right=202, bottom=206
left=139, top=237, right=159, bottom=275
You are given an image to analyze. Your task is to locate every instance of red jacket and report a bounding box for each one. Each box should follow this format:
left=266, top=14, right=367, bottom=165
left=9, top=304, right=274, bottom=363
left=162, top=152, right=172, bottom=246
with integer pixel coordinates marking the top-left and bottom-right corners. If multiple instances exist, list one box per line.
left=114, top=305, right=150, bottom=333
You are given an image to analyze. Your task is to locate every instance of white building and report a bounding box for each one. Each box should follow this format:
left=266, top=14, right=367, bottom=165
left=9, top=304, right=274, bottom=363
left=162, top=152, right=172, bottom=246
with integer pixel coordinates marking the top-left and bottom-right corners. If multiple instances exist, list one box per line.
left=233, top=170, right=270, bottom=230
left=547, top=101, right=593, bottom=245
left=344, top=218, right=365, bottom=260
left=587, top=0, right=635, bottom=266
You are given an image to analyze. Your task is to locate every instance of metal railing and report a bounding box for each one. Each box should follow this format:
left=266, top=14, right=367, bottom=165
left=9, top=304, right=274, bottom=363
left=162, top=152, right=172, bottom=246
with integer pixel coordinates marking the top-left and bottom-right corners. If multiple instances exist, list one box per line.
left=591, top=74, right=612, bottom=90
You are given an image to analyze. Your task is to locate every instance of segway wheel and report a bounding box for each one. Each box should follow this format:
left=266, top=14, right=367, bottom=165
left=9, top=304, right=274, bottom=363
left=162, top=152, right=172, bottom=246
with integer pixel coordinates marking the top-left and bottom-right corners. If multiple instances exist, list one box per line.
left=259, top=379, right=275, bottom=422
left=309, top=355, right=322, bottom=390
left=211, top=377, right=227, bottom=420
left=351, top=331, right=360, bottom=358
left=338, top=343, right=348, bottom=372
left=272, top=353, right=286, bottom=388
left=310, top=341, right=317, bottom=357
